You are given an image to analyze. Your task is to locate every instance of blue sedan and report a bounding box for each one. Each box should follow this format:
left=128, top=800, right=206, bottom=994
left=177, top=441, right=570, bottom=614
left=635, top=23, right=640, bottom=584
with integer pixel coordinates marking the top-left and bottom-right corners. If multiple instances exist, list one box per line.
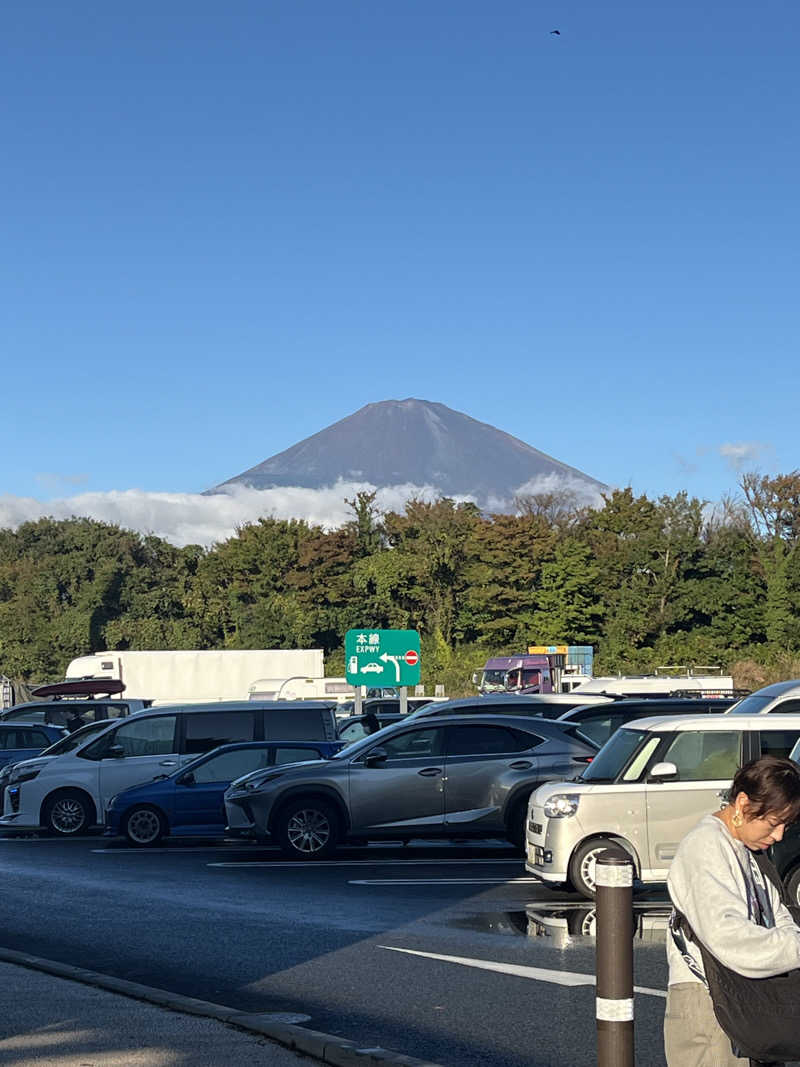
left=104, top=740, right=343, bottom=846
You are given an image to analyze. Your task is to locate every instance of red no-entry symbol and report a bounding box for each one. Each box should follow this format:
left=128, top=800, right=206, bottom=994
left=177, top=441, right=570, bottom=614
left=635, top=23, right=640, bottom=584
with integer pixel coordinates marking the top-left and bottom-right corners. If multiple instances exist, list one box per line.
left=405, top=650, right=419, bottom=666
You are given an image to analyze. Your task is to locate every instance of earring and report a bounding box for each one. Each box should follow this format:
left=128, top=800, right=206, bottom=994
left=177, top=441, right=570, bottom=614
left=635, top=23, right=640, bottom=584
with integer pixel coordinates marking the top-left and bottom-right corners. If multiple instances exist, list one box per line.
left=732, top=809, right=743, bottom=828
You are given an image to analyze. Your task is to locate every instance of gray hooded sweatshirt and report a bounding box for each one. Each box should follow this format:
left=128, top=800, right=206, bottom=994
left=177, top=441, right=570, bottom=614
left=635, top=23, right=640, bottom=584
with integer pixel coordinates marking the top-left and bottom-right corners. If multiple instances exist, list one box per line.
left=667, top=813, right=800, bottom=985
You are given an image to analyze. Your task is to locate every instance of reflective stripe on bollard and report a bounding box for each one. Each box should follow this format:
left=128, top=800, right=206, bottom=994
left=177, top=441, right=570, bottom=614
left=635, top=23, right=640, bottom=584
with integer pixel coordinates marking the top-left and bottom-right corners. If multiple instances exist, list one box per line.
left=596, top=850, right=634, bottom=1067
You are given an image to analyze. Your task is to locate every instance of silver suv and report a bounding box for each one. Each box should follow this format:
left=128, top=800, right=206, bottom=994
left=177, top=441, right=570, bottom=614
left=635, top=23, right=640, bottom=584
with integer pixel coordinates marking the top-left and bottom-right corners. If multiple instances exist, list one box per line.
left=224, top=713, right=596, bottom=858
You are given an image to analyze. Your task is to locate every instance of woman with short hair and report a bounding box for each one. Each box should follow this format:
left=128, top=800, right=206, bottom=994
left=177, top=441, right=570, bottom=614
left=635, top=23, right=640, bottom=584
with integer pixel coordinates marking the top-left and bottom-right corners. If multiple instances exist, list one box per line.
left=665, top=755, right=800, bottom=1066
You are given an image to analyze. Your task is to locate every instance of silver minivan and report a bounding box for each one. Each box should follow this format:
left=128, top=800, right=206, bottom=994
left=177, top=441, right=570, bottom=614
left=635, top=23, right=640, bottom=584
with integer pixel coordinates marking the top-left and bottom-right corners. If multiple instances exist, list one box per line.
left=526, top=713, right=800, bottom=898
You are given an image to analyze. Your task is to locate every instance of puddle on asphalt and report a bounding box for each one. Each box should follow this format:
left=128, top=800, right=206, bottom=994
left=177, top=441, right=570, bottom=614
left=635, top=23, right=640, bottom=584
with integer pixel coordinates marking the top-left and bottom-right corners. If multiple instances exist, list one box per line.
left=449, top=903, right=671, bottom=949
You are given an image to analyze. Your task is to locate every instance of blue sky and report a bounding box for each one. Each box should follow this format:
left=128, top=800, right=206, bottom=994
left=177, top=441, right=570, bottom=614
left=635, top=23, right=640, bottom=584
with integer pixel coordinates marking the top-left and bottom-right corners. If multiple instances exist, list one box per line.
left=1, top=1, right=797, bottom=543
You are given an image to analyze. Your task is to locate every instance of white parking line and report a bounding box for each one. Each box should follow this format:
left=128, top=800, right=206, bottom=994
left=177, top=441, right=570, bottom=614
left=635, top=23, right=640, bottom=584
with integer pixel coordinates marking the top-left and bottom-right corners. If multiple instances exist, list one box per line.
left=379, top=946, right=667, bottom=998
left=0, top=836, right=98, bottom=844
left=92, top=846, right=270, bottom=855
left=208, top=858, right=524, bottom=869
left=349, top=877, right=541, bottom=885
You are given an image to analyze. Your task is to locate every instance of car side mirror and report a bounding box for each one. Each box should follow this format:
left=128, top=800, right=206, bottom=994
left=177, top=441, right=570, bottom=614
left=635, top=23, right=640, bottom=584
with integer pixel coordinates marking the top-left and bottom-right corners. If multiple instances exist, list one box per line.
left=471, top=672, right=479, bottom=685
left=650, top=761, right=678, bottom=780
left=107, top=744, right=125, bottom=759
left=364, top=748, right=389, bottom=768
left=177, top=771, right=195, bottom=786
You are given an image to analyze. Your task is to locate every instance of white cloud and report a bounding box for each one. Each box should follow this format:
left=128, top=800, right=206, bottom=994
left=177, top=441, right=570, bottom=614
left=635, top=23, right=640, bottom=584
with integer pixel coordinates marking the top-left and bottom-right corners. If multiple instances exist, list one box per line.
left=512, top=473, right=608, bottom=509
left=0, top=474, right=609, bottom=548
left=0, top=481, right=466, bottom=548
left=718, top=442, right=769, bottom=470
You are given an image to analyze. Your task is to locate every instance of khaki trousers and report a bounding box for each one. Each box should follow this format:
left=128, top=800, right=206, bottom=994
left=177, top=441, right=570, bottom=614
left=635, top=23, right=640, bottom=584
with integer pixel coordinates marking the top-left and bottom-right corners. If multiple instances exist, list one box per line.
left=664, top=982, right=749, bottom=1067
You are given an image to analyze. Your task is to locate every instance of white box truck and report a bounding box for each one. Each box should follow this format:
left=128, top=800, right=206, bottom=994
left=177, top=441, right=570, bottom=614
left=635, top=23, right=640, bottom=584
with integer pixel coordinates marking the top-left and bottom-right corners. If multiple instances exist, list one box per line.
left=65, top=649, right=325, bottom=705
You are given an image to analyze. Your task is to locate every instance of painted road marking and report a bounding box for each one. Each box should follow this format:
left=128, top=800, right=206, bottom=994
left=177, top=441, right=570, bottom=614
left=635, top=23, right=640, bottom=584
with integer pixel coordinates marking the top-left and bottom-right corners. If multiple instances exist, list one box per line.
left=207, top=858, right=525, bottom=869
left=349, top=877, right=542, bottom=885
left=92, top=846, right=271, bottom=855
left=379, top=946, right=667, bottom=998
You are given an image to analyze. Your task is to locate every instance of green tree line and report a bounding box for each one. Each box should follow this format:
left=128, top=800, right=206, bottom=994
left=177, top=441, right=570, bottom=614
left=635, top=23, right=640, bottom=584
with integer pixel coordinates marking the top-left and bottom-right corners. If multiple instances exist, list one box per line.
left=1, top=473, right=799, bottom=694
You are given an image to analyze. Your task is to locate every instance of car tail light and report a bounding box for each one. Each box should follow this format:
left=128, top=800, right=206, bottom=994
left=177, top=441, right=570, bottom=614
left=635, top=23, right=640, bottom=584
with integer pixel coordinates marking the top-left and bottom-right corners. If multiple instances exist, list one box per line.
left=572, top=755, right=593, bottom=764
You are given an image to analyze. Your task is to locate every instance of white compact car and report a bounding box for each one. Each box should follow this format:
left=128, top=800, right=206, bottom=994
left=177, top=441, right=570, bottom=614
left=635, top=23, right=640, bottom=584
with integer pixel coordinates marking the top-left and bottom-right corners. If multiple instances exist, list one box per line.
left=526, top=712, right=800, bottom=898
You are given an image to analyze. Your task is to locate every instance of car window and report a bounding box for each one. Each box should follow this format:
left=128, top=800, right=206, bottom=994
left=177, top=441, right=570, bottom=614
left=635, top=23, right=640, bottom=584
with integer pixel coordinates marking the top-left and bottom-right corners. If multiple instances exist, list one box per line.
left=273, top=746, right=323, bottom=765
left=52, top=708, right=93, bottom=729
left=263, top=709, right=329, bottom=741
left=41, top=720, right=111, bottom=756
left=192, top=748, right=271, bottom=783
left=445, top=724, right=535, bottom=757
left=87, top=715, right=177, bottom=758
left=581, top=728, right=651, bottom=783
left=339, top=722, right=368, bottom=744
left=2, top=728, right=51, bottom=749
left=2, top=709, right=46, bottom=724
left=659, top=730, right=742, bottom=781
left=375, top=728, right=444, bottom=760
left=102, top=702, right=129, bottom=718
left=570, top=714, right=617, bottom=748
left=182, top=712, right=256, bottom=755
left=769, top=700, right=800, bottom=715
left=759, top=730, right=800, bottom=760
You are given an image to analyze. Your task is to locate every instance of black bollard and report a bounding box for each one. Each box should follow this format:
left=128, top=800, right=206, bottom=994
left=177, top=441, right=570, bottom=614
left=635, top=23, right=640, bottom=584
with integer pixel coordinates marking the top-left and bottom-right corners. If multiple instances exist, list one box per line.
left=595, top=850, right=634, bottom=1067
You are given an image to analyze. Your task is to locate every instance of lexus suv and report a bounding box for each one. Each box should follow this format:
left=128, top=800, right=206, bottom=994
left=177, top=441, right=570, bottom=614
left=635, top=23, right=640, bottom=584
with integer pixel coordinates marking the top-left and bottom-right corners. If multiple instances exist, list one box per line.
left=224, top=713, right=597, bottom=858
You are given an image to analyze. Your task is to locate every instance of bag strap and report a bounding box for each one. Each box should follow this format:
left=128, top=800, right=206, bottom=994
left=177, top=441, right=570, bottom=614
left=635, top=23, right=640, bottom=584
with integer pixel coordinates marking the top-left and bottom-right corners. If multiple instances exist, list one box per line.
left=754, top=850, right=800, bottom=926
left=669, top=909, right=708, bottom=986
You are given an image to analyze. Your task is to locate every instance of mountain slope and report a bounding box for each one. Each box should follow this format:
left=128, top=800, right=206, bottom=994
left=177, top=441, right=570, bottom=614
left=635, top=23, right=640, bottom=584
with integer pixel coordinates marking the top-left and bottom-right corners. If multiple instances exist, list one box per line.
left=212, top=398, right=606, bottom=506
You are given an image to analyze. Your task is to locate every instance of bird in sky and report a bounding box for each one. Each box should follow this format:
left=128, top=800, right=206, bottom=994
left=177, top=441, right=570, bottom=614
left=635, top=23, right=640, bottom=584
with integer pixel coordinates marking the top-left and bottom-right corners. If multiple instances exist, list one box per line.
left=550, top=29, right=561, bottom=35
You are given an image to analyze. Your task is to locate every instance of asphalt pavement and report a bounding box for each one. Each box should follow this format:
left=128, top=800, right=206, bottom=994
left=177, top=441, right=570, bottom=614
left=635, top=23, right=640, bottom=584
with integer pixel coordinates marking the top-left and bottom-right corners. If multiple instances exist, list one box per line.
left=0, top=836, right=672, bottom=1066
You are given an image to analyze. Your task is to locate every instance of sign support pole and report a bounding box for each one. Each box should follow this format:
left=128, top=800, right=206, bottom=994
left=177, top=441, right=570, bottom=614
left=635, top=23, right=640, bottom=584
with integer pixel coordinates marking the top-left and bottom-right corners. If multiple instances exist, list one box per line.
left=399, top=686, right=408, bottom=716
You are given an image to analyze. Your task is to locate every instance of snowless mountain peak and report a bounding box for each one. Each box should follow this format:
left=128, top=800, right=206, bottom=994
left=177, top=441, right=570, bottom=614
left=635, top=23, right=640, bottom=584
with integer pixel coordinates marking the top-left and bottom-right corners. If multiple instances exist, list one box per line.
left=211, top=399, right=606, bottom=509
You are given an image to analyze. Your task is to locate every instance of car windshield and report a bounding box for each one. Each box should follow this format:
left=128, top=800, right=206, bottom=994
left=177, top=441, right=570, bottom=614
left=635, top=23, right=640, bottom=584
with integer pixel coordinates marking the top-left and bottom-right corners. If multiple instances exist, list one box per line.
left=39, top=719, right=113, bottom=756
left=725, top=693, right=774, bottom=715
left=481, top=670, right=507, bottom=692
left=579, top=728, right=651, bottom=782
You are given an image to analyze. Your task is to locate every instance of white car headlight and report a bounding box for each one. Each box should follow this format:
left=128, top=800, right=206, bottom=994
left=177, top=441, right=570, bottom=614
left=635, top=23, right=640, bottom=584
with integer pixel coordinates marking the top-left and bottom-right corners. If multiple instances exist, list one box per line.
left=543, top=794, right=580, bottom=818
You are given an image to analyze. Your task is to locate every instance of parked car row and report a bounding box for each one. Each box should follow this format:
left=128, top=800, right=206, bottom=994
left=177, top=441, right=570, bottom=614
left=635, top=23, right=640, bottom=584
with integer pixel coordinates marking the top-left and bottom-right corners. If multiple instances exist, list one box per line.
left=0, top=701, right=338, bottom=836
left=6, top=681, right=800, bottom=907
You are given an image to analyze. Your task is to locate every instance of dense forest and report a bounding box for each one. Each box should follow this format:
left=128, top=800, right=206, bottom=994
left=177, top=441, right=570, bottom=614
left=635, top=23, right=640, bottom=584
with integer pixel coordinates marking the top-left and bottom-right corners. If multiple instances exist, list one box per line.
left=1, top=472, right=799, bottom=695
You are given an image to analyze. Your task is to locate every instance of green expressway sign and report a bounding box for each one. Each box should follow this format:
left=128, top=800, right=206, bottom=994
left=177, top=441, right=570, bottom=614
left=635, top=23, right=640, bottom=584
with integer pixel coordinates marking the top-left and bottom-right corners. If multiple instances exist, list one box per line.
left=345, top=629, right=421, bottom=688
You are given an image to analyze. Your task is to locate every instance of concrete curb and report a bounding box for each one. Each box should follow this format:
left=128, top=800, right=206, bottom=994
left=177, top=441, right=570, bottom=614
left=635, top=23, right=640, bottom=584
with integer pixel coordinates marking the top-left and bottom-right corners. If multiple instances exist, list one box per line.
left=0, top=947, right=442, bottom=1067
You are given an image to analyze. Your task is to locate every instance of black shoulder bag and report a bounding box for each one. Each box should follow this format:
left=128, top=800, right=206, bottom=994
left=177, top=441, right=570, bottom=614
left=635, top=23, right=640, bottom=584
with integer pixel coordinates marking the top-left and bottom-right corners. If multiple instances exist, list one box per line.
left=672, top=852, right=800, bottom=1063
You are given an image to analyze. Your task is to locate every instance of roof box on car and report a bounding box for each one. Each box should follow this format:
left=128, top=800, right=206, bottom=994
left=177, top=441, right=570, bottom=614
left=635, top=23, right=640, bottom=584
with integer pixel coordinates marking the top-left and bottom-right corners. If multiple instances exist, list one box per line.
left=30, top=678, right=126, bottom=699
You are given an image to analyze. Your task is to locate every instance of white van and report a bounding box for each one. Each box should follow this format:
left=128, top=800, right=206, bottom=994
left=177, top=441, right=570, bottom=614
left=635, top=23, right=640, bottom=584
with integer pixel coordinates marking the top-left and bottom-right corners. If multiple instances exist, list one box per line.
left=0, top=701, right=336, bottom=836
left=726, top=679, right=800, bottom=715
left=525, top=713, right=800, bottom=898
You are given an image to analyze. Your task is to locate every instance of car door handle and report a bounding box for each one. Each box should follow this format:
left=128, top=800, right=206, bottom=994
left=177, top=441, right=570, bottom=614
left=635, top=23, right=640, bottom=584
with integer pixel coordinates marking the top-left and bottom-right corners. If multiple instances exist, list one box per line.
left=159, top=760, right=178, bottom=767
left=418, top=767, right=442, bottom=777
left=509, top=761, right=533, bottom=770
